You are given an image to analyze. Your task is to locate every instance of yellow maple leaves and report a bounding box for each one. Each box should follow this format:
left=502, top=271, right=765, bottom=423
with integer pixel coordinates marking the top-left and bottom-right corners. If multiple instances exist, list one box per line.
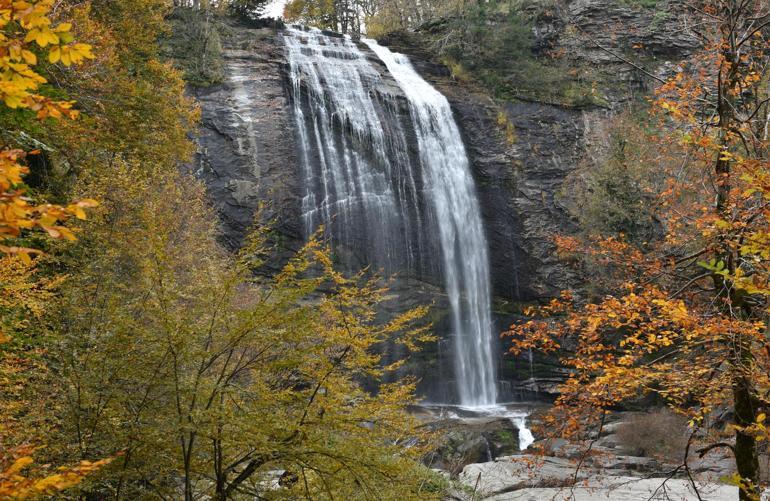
left=48, top=43, right=93, bottom=66
left=0, top=148, right=98, bottom=261
left=0, top=0, right=94, bottom=113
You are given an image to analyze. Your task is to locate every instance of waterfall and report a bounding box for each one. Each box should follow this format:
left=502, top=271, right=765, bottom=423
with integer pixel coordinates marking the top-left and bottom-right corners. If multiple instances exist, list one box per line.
left=284, top=27, right=425, bottom=275
left=509, top=415, right=536, bottom=450
left=284, top=26, right=498, bottom=408
left=364, top=39, right=497, bottom=408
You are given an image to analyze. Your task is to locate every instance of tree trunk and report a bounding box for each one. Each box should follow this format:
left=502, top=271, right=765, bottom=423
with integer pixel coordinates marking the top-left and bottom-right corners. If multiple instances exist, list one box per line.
left=715, top=2, right=761, bottom=497
left=733, top=360, right=760, bottom=501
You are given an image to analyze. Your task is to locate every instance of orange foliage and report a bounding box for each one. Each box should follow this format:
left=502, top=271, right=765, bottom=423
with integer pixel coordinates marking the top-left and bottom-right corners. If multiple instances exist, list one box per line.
left=0, top=447, right=113, bottom=499
left=0, top=0, right=97, bottom=261
left=506, top=1, right=770, bottom=498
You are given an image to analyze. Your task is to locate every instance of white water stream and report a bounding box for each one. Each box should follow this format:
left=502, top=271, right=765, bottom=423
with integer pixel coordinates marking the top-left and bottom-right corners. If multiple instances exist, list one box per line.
left=434, top=404, right=535, bottom=450
left=363, top=38, right=498, bottom=408
left=284, top=27, right=501, bottom=411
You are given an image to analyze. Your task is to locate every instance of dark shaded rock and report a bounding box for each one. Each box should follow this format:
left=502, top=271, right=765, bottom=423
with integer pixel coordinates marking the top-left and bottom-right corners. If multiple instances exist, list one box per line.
left=189, top=24, right=303, bottom=271
left=425, top=417, right=521, bottom=475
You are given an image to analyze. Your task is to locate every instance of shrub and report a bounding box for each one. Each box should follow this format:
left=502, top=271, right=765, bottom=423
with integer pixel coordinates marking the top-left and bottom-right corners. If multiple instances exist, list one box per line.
left=567, top=112, right=665, bottom=246
left=615, top=409, right=689, bottom=461
left=162, top=8, right=226, bottom=87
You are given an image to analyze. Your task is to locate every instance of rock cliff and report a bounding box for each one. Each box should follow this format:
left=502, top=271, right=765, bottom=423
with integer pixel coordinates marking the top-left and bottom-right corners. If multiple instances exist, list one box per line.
left=190, top=23, right=303, bottom=269
left=189, top=2, right=696, bottom=399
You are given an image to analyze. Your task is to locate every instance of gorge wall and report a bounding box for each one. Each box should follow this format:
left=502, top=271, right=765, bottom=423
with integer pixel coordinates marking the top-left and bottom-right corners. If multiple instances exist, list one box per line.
left=188, top=1, right=697, bottom=401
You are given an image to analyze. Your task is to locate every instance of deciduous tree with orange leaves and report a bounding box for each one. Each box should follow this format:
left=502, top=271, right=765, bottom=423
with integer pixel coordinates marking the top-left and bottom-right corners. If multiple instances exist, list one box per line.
left=506, top=1, right=770, bottom=499
left=0, top=1, right=106, bottom=498
left=0, top=0, right=96, bottom=260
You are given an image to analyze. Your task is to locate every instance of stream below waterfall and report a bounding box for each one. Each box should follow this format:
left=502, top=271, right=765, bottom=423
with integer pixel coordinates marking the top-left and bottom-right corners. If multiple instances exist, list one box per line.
left=416, top=403, right=536, bottom=451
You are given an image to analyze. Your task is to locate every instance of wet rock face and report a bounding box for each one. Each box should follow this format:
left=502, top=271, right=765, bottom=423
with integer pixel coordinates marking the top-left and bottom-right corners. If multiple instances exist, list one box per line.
left=556, top=0, right=701, bottom=108
left=190, top=24, right=304, bottom=270
left=424, top=417, right=521, bottom=475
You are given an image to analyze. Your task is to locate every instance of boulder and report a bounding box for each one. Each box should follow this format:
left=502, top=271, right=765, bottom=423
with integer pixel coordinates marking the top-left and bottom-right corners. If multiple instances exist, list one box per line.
left=460, top=455, right=583, bottom=494
left=425, top=417, right=521, bottom=475
left=483, top=477, right=739, bottom=501
left=458, top=455, right=742, bottom=500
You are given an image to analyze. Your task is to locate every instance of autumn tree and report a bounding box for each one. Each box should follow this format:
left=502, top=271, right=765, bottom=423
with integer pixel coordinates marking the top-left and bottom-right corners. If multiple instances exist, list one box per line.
left=282, top=0, right=409, bottom=37
left=172, top=0, right=269, bottom=18
left=506, top=1, right=770, bottom=499
left=0, top=0, right=201, bottom=498
left=0, top=1, right=119, bottom=498
left=45, top=163, right=439, bottom=500
left=0, top=0, right=96, bottom=259
left=283, top=0, right=352, bottom=34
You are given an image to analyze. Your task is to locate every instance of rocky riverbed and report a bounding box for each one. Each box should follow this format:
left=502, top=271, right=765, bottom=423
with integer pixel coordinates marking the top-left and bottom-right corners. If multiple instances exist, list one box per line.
left=420, top=407, right=750, bottom=501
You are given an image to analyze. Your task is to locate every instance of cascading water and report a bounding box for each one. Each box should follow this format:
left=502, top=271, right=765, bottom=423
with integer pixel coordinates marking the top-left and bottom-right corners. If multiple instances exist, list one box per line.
left=363, top=39, right=498, bottom=408
left=284, top=26, right=498, bottom=408
left=284, top=27, right=425, bottom=276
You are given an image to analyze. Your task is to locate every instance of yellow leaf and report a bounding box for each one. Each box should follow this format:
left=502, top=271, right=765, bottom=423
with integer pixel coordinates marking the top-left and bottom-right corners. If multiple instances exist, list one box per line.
left=48, top=45, right=60, bottom=63
left=4, top=94, right=24, bottom=108
left=25, top=28, right=59, bottom=47
left=7, top=456, right=34, bottom=475
left=21, top=49, right=36, bottom=65
left=18, top=250, right=31, bottom=265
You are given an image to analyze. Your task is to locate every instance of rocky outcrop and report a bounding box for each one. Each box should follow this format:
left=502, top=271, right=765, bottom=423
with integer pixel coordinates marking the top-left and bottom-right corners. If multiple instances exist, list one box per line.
left=190, top=22, right=303, bottom=269
left=562, top=0, right=699, bottom=63
left=425, top=417, right=522, bottom=474
left=447, top=409, right=740, bottom=499
left=458, top=457, right=740, bottom=500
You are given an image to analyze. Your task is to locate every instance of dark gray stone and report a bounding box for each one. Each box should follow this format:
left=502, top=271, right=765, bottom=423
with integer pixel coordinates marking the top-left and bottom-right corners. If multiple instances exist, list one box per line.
left=189, top=25, right=303, bottom=271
